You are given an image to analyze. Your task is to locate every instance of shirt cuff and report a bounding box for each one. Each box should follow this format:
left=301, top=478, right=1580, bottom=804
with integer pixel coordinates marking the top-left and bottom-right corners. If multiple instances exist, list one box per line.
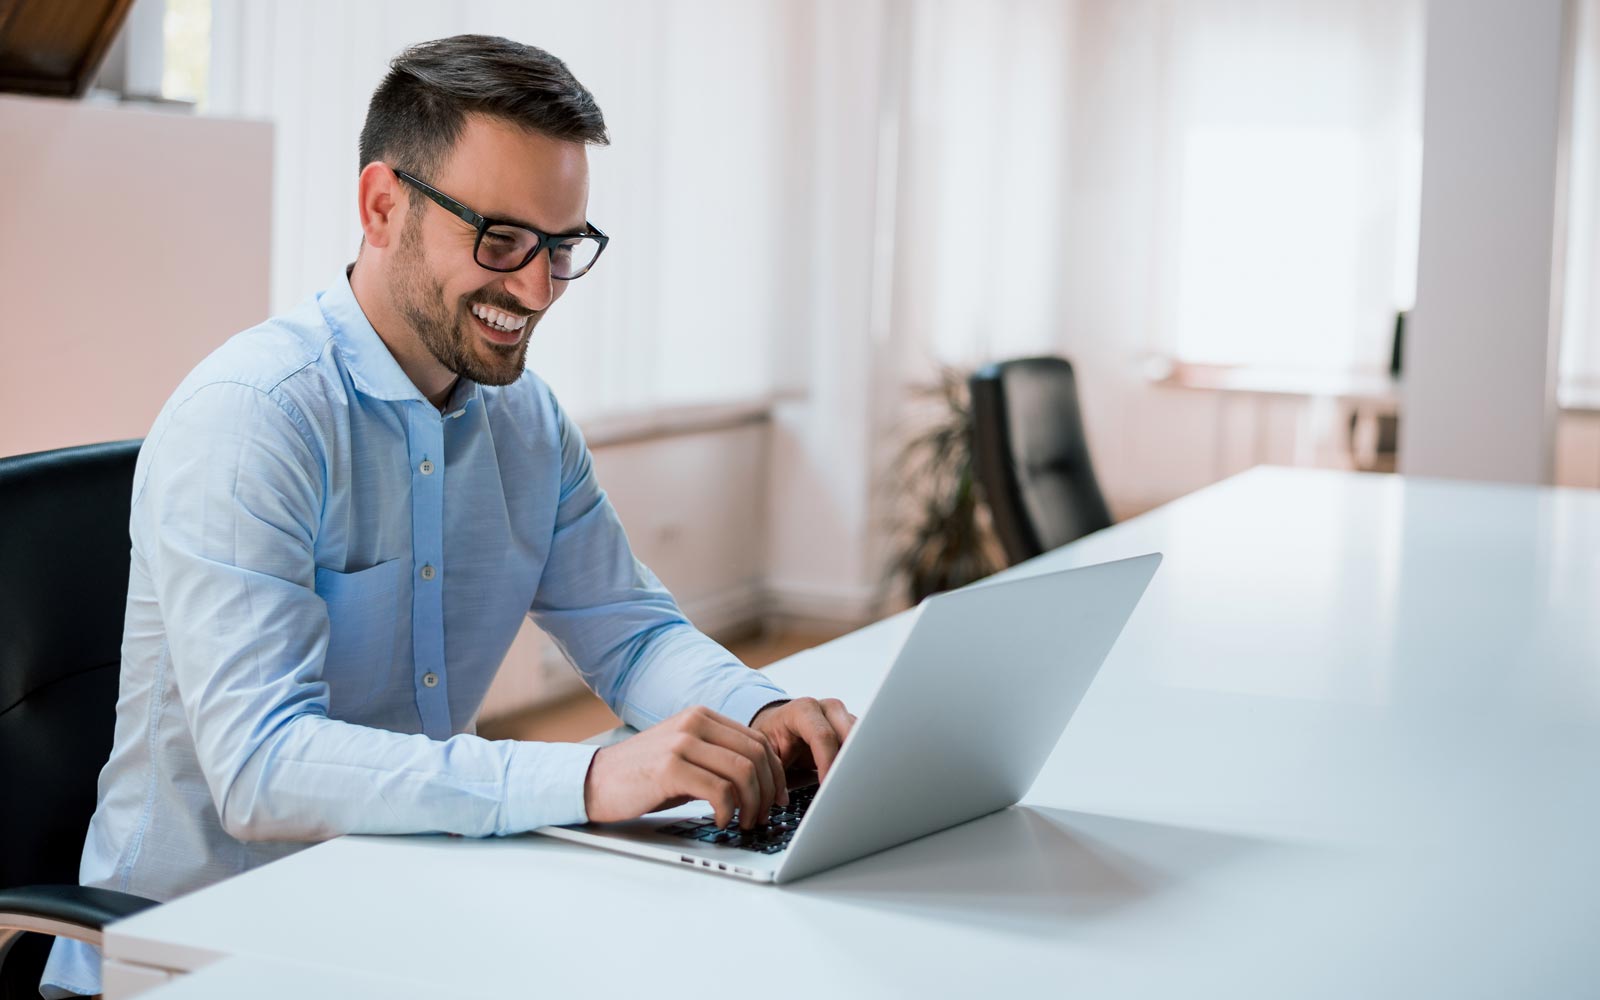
left=499, top=740, right=602, bottom=834
left=719, top=682, right=791, bottom=728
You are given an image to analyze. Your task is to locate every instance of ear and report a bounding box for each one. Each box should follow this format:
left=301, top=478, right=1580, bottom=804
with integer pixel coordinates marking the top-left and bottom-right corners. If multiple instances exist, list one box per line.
left=357, top=162, right=405, bottom=249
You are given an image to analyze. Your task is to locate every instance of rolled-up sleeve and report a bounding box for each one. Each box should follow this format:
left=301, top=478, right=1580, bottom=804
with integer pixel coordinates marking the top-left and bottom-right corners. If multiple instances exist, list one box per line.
left=529, top=399, right=788, bottom=731
left=146, top=382, right=598, bottom=839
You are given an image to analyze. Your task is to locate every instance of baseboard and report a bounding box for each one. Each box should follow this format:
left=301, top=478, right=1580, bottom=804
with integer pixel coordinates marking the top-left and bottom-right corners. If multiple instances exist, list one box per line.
left=760, top=580, right=885, bottom=634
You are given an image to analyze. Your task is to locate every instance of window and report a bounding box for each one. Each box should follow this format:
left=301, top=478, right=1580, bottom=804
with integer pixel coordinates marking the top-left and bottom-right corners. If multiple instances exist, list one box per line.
left=161, top=0, right=210, bottom=106
left=1161, top=0, right=1424, bottom=374
left=1560, top=0, right=1600, bottom=403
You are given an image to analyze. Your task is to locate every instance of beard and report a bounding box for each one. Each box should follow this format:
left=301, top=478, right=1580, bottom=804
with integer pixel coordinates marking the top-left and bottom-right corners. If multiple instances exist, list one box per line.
left=389, top=212, right=533, bottom=387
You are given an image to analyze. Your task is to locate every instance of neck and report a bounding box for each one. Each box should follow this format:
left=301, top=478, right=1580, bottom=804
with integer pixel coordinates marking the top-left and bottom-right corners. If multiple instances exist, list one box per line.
left=347, top=259, right=459, bottom=408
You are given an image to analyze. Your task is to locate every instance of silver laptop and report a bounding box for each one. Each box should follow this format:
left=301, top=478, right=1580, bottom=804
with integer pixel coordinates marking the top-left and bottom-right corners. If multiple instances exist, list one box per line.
left=535, top=552, right=1161, bottom=884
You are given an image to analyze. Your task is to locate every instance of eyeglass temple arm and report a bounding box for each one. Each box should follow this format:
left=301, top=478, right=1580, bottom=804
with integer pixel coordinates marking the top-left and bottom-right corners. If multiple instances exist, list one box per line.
left=394, top=169, right=484, bottom=231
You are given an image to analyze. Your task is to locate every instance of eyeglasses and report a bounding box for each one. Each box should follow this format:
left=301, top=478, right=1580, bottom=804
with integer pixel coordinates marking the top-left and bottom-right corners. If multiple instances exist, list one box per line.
left=393, top=168, right=609, bottom=280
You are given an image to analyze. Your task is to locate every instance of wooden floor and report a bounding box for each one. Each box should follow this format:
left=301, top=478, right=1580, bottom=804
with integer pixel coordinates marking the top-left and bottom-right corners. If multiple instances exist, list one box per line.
left=477, top=626, right=845, bottom=744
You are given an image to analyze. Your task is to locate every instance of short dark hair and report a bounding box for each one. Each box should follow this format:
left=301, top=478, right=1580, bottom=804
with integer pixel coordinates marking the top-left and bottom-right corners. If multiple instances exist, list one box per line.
left=359, top=34, right=609, bottom=182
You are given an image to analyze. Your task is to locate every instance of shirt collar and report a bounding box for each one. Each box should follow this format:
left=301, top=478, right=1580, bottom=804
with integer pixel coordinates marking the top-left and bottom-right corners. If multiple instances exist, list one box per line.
left=319, top=266, right=479, bottom=418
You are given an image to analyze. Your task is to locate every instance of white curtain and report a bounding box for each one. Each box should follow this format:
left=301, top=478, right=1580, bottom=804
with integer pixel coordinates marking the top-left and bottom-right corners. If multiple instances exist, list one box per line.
left=1158, top=0, right=1423, bottom=372
left=888, top=0, right=1074, bottom=371
left=207, top=0, right=1431, bottom=420
left=1561, top=0, right=1600, bottom=399
left=892, top=0, right=1424, bottom=377
left=207, top=0, right=795, bottom=419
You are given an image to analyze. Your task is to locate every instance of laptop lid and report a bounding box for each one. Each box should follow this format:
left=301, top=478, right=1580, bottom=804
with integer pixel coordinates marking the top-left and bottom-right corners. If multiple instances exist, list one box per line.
left=774, top=552, right=1161, bottom=883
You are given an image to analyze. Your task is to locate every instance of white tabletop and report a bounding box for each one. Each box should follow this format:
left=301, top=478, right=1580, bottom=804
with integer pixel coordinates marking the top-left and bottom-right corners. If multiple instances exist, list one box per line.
left=107, top=467, right=1600, bottom=998
left=121, top=955, right=442, bottom=1000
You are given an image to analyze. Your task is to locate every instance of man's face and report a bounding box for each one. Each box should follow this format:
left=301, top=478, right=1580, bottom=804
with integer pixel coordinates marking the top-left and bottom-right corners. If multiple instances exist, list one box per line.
left=387, top=115, right=590, bottom=387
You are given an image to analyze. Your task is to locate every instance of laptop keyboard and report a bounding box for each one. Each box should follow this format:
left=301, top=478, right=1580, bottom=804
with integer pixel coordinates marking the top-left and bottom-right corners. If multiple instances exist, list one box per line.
left=654, top=782, right=818, bottom=854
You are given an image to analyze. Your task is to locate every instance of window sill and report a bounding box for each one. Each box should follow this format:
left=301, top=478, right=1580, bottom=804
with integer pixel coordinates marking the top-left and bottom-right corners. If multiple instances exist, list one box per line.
left=1149, top=361, right=1600, bottom=417
left=580, top=397, right=773, bottom=449
left=1149, top=361, right=1399, bottom=406
left=1561, top=379, right=1600, bottom=415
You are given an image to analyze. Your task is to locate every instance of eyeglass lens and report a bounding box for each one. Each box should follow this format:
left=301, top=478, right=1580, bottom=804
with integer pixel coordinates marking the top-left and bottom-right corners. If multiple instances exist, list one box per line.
left=477, top=225, right=602, bottom=277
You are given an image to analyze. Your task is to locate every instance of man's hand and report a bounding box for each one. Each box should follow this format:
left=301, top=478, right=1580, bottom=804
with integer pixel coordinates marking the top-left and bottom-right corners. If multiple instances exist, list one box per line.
left=749, top=697, right=857, bottom=784
left=583, top=705, right=787, bottom=830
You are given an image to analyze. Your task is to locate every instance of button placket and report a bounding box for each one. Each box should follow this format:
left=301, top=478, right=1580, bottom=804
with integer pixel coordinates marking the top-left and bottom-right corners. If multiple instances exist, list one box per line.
left=407, top=405, right=450, bottom=738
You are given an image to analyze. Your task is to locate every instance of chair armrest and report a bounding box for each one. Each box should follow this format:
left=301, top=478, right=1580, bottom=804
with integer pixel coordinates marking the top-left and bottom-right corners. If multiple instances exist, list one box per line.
left=0, top=884, right=159, bottom=969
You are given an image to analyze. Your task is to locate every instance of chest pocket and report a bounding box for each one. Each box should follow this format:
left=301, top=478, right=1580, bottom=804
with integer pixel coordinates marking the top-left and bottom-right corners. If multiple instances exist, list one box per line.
left=314, top=558, right=408, bottom=714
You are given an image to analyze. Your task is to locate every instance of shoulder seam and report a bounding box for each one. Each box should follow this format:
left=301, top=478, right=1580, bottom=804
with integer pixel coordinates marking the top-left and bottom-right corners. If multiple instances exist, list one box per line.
left=132, top=373, right=327, bottom=509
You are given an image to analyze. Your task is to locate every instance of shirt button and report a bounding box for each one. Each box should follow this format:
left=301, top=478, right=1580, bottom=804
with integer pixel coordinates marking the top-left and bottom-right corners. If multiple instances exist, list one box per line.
left=420, top=564, right=436, bottom=581
left=419, top=460, right=435, bottom=476
left=422, top=672, right=439, bottom=688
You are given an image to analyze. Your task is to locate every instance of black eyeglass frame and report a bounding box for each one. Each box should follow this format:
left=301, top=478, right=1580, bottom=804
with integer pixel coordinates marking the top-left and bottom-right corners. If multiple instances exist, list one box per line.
left=393, top=168, right=609, bottom=279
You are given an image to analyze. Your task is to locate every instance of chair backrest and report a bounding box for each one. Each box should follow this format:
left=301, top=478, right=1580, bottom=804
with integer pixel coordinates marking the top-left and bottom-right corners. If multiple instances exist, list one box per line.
left=969, top=357, right=1112, bottom=565
left=0, top=440, right=140, bottom=891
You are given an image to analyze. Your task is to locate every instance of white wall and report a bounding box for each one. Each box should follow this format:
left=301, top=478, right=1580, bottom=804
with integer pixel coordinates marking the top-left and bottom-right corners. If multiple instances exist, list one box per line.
left=1558, top=410, right=1600, bottom=486
left=0, top=94, right=273, bottom=458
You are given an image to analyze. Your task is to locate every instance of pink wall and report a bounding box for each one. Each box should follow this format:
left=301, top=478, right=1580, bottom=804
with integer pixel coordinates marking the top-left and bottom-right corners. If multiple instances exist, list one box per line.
left=0, top=94, right=273, bottom=458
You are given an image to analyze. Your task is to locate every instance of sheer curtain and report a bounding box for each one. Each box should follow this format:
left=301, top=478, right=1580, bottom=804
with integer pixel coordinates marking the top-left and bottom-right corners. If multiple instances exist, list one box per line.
left=1158, top=0, right=1423, bottom=372
left=1561, top=0, right=1600, bottom=399
left=206, top=1, right=1433, bottom=416
left=890, top=0, right=1424, bottom=377
left=207, top=0, right=797, bottom=419
left=887, top=0, right=1074, bottom=371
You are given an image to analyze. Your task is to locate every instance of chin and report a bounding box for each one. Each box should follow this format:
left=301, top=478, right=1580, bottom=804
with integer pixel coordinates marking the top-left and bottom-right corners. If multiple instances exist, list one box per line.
left=474, top=347, right=530, bottom=386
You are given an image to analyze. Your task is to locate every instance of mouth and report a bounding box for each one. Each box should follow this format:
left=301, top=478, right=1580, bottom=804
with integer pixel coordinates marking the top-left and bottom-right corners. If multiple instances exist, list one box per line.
left=468, top=302, right=531, bottom=346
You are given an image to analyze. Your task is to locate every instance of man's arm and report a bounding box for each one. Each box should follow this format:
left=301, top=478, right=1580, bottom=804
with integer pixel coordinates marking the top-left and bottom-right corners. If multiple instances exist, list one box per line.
left=527, top=395, right=855, bottom=828
left=146, top=382, right=596, bottom=841
left=526, top=395, right=787, bottom=729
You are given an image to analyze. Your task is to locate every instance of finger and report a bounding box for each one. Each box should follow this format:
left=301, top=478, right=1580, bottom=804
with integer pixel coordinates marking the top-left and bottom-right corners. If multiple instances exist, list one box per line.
left=766, top=735, right=789, bottom=807
left=820, top=699, right=855, bottom=743
left=693, top=713, right=782, bottom=826
left=794, top=701, right=844, bottom=784
left=727, top=711, right=789, bottom=809
left=683, top=740, right=768, bottom=829
left=671, top=759, right=740, bottom=829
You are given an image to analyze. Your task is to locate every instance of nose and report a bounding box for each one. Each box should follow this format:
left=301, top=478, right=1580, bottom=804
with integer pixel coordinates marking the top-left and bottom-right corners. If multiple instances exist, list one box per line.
left=502, top=250, right=555, bottom=312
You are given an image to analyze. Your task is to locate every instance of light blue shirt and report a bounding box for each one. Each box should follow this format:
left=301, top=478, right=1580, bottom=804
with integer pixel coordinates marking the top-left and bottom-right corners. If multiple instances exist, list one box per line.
left=42, top=269, right=787, bottom=997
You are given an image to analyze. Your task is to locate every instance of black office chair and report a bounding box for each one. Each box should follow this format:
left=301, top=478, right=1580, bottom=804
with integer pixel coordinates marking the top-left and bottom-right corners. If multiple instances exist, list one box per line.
left=0, top=441, right=158, bottom=999
left=969, top=357, right=1114, bottom=566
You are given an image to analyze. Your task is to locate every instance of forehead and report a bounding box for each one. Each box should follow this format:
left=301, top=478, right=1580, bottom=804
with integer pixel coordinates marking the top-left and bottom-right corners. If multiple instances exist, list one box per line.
left=433, top=114, right=590, bottom=232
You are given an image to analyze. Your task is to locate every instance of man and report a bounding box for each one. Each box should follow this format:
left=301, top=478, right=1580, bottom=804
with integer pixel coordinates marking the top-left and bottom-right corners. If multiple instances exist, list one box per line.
left=42, top=35, right=854, bottom=998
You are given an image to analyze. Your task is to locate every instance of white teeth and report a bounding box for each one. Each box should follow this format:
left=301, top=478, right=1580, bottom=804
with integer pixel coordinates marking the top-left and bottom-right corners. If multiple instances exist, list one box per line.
left=472, top=304, right=526, bottom=333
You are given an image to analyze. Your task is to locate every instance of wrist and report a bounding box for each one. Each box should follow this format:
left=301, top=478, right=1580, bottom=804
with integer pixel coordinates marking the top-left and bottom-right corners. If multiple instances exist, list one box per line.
left=582, top=745, right=605, bottom=819
left=750, top=698, right=791, bottom=726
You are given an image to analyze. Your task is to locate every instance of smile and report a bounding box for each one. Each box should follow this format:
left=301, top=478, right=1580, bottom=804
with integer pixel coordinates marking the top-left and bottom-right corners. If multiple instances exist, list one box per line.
left=470, top=302, right=530, bottom=333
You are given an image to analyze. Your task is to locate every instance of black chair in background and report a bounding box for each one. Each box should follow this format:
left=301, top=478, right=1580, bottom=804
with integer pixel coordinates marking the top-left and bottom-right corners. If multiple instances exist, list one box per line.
left=0, top=441, right=157, bottom=999
left=969, top=357, right=1114, bottom=566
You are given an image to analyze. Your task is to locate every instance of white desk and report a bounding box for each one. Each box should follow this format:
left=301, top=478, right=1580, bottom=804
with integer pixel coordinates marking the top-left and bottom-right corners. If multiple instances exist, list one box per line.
left=105, top=955, right=440, bottom=999
left=107, top=467, right=1600, bottom=998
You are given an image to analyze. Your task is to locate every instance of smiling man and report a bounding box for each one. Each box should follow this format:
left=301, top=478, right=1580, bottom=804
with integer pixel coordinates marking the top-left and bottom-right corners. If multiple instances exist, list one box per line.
left=41, top=35, right=853, bottom=999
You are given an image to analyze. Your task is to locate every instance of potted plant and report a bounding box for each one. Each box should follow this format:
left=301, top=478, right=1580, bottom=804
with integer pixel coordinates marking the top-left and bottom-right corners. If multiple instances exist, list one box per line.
left=886, top=366, right=1004, bottom=603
